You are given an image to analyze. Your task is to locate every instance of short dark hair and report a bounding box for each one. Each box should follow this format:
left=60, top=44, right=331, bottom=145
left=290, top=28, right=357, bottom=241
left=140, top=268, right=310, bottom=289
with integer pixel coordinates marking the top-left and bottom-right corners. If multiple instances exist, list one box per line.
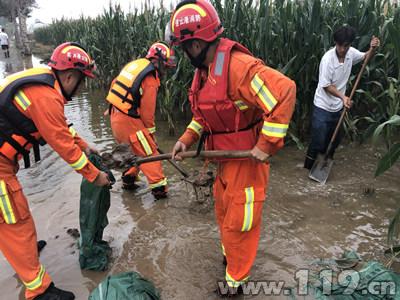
left=333, top=26, right=356, bottom=45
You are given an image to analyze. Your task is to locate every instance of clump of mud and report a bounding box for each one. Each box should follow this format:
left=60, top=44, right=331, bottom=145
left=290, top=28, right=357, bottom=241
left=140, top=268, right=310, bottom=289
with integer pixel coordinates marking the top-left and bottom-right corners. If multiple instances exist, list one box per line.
left=101, top=144, right=136, bottom=170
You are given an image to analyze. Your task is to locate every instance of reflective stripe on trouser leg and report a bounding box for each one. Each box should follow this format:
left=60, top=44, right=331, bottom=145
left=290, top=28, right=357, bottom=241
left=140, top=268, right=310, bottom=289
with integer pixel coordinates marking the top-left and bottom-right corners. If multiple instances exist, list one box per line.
left=0, top=180, right=16, bottom=224
left=241, top=187, right=254, bottom=232
left=226, top=268, right=249, bottom=288
left=23, top=264, right=46, bottom=290
left=148, top=177, right=167, bottom=189
left=0, top=191, right=52, bottom=299
left=139, top=160, right=167, bottom=189
left=136, top=130, right=153, bottom=156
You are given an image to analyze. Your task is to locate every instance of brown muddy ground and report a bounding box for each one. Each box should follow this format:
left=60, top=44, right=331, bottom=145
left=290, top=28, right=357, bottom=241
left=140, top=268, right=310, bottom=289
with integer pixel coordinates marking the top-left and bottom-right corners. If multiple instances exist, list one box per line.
left=0, top=46, right=399, bottom=300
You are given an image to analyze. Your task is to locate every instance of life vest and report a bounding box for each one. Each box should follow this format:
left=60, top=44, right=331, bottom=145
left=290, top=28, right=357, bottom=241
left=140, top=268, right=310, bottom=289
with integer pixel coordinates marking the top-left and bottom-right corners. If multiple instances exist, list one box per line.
left=106, top=58, right=156, bottom=118
left=189, top=38, right=263, bottom=151
left=0, top=67, right=56, bottom=168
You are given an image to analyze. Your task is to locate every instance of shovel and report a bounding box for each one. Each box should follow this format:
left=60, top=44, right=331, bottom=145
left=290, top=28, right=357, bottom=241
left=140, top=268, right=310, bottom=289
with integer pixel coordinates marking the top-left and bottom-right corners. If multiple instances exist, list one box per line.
left=309, top=49, right=374, bottom=184
left=156, top=147, right=190, bottom=178
left=129, top=150, right=253, bottom=167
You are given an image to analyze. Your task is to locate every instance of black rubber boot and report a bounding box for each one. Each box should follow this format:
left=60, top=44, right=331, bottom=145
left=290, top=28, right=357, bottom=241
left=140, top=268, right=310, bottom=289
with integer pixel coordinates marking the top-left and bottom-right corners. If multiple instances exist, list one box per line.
left=37, top=240, right=47, bottom=253
left=151, top=186, right=167, bottom=200
left=33, top=282, right=75, bottom=300
left=304, top=155, right=316, bottom=170
left=121, top=174, right=139, bottom=190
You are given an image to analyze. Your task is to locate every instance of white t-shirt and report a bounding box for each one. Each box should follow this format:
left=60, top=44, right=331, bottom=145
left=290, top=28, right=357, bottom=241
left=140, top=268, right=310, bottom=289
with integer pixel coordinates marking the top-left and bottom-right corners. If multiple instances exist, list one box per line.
left=0, top=32, right=9, bottom=46
left=314, top=46, right=365, bottom=112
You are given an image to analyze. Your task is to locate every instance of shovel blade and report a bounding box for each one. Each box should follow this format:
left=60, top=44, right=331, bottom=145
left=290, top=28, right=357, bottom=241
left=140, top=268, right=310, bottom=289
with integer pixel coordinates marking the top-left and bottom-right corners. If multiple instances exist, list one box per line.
left=308, top=155, right=334, bottom=184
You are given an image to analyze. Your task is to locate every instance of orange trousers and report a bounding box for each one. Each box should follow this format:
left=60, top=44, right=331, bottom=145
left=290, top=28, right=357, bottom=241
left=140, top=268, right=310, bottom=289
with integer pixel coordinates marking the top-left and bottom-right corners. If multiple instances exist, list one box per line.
left=0, top=175, right=52, bottom=299
left=213, top=159, right=269, bottom=287
left=124, top=131, right=167, bottom=189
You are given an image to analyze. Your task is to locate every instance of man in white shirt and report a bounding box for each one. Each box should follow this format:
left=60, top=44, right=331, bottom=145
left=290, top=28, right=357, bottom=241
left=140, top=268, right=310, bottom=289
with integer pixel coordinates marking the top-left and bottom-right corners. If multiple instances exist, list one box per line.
left=0, top=28, right=10, bottom=58
left=304, top=26, right=380, bottom=170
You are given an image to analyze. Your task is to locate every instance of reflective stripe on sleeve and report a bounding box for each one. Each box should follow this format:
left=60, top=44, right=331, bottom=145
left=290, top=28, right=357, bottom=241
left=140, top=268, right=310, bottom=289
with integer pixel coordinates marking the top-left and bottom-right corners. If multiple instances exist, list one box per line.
left=14, top=90, right=32, bottom=111
left=187, top=119, right=203, bottom=136
left=250, top=74, right=277, bottom=112
left=69, top=152, right=89, bottom=171
left=261, top=121, right=289, bottom=138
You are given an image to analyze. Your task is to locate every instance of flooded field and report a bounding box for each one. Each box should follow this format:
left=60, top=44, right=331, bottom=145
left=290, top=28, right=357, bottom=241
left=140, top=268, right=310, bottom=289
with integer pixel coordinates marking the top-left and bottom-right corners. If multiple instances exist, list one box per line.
left=0, top=49, right=399, bottom=300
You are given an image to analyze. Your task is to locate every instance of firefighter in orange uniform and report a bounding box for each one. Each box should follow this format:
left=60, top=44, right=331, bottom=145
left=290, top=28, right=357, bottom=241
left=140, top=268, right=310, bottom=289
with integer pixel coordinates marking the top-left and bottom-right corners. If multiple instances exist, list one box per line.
left=106, top=42, right=175, bottom=199
left=169, top=0, right=296, bottom=296
left=0, top=42, right=110, bottom=300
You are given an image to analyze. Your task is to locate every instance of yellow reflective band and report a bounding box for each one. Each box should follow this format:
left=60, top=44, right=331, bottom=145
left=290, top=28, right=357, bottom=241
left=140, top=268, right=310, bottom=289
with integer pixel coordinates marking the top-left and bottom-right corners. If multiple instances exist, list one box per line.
left=172, top=4, right=207, bottom=32
left=0, top=180, right=16, bottom=224
left=69, top=127, right=77, bottom=138
left=136, top=130, right=153, bottom=156
left=61, top=45, right=88, bottom=58
left=225, top=269, right=249, bottom=288
left=241, top=187, right=254, bottom=232
left=149, top=178, right=168, bottom=189
left=234, top=100, right=249, bottom=111
left=261, top=121, right=289, bottom=138
left=23, top=265, right=45, bottom=290
left=222, top=244, right=226, bottom=256
left=187, top=119, right=203, bottom=136
left=70, top=153, right=88, bottom=171
left=251, top=74, right=277, bottom=112
left=147, top=127, right=156, bottom=134
left=14, top=90, right=31, bottom=111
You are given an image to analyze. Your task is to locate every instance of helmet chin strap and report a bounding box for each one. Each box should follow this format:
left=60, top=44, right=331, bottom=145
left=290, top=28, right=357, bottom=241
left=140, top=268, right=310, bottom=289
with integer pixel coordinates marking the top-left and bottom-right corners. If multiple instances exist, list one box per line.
left=54, top=70, right=84, bottom=101
left=184, top=42, right=210, bottom=69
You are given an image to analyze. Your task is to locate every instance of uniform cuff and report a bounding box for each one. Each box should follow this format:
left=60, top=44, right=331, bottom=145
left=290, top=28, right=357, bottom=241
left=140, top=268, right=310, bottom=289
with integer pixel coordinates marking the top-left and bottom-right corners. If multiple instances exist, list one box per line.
left=79, top=162, right=100, bottom=183
left=178, top=129, right=199, bottom=148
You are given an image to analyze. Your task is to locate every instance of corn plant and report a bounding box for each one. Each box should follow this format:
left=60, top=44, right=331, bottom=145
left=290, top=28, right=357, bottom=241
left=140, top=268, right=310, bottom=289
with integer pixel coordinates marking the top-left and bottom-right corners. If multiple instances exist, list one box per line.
left=33, top=0, right=399, bottom=141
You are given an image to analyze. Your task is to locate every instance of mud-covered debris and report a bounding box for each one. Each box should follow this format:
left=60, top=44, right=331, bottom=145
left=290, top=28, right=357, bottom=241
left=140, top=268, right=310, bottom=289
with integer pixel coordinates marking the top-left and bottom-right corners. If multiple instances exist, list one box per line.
left=67, top=228, right=80, bottom=239
left=101, top=144, right=136, bottom=170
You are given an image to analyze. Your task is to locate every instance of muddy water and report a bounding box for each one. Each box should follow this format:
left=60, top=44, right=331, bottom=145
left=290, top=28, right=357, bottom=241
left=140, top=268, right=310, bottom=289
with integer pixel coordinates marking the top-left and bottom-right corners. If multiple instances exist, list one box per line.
left=1, top=52, right=400, bottom=300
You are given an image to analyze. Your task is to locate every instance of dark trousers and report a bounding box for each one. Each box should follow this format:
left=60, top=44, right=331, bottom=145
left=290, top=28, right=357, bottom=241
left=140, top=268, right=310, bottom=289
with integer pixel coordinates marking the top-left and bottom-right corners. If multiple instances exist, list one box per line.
left=304, top=105, right=343, bottom=169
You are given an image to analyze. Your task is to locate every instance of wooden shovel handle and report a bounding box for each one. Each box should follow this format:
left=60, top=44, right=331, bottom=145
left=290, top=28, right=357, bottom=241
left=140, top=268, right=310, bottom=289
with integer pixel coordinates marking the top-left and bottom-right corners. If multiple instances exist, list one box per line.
left=134, top=150, right=253, bottom=166
left=325, top=48, right=375, bottom=158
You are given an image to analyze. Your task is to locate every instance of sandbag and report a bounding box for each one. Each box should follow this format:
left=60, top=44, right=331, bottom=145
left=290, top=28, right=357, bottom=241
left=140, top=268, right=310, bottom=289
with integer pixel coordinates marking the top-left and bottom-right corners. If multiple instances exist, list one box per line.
left=79, top=153, right=115, bottom=271
left=89, top=272, right=160, bottom=300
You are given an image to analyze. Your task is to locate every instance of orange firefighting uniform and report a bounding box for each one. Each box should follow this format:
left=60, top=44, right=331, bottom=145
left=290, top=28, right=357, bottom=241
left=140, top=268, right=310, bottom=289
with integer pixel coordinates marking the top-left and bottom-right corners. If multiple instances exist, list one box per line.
left=110, top=73, right=167, bottom=190
left=179, top=48, right=296, bottom=287
left=0, top=82, right=100, bottom=300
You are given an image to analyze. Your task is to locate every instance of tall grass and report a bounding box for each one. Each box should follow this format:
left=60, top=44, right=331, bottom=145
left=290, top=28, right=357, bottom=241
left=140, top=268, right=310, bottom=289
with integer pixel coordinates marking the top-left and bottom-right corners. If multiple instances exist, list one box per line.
left=34, top=0, right=399, bottom=142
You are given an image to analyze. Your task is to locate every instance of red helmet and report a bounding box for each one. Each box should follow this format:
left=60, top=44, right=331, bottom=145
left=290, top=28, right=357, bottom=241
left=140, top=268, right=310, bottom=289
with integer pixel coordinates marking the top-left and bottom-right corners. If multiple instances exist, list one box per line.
left=170, top=0, right=224, bottom=45
left=146, top=42, right=176, bottom=67
left=48, top=42, right=96, bottom=78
